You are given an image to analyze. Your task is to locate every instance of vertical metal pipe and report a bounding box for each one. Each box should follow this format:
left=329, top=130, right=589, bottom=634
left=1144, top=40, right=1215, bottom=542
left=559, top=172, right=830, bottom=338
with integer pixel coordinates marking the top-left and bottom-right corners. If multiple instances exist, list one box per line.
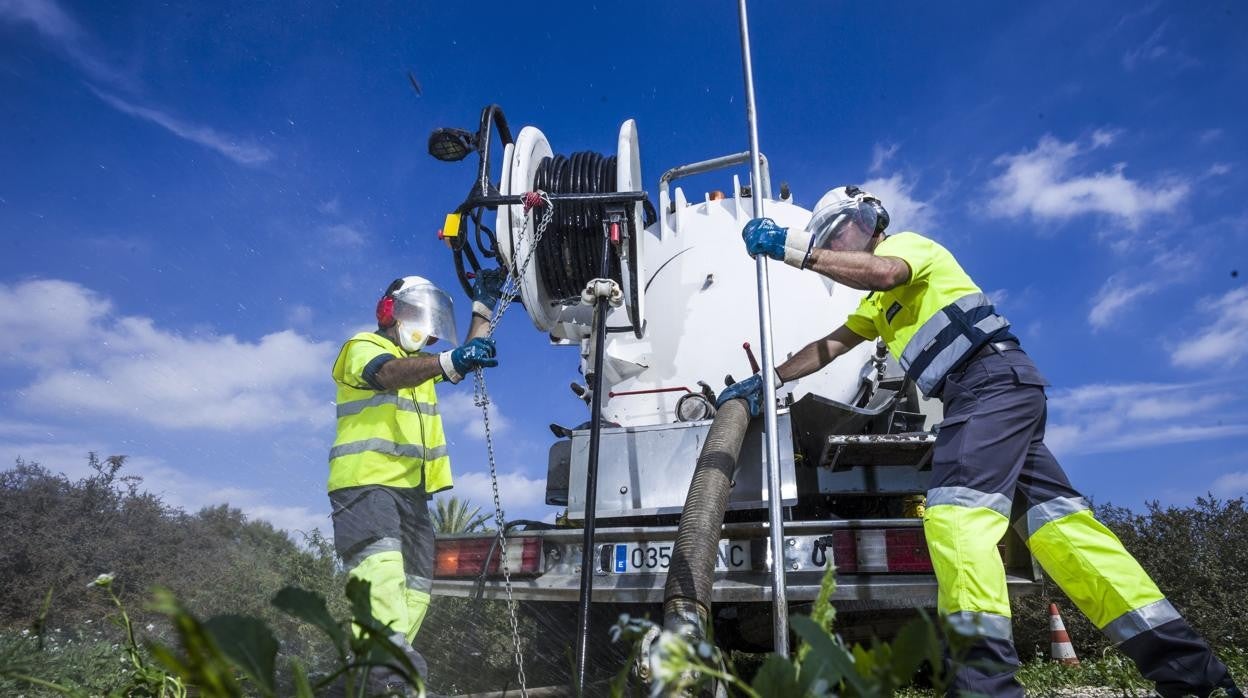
left=736, top=0, right=790, bottom=655
left=574, top=229, right=614, bottom=692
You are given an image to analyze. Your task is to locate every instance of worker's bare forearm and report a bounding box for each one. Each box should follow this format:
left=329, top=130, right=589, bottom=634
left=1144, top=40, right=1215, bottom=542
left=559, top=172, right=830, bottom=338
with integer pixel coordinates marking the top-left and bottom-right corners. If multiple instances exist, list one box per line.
left=804, top=250, right=910, bottom=291
left=777, top=325, right=868, bottom=382
left=467, top=313, right=490, bottom=340
left=375, top=354, right=444, bottom=390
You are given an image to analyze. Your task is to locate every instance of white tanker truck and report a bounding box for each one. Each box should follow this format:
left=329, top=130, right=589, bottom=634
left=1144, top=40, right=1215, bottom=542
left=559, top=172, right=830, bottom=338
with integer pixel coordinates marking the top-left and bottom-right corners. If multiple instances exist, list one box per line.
left=424, top=105, right=1040, bottom=659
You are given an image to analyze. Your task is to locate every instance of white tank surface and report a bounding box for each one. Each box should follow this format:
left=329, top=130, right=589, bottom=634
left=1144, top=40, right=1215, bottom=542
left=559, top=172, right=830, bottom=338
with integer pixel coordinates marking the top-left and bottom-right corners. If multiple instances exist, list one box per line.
left=598, top=191, right=873, bottom=427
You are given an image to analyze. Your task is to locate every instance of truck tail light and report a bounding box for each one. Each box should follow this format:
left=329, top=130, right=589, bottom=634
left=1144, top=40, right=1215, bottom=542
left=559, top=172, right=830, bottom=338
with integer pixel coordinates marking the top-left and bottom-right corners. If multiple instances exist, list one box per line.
left=884, top=529, right=934, bottom=572
left=831, top=530, right=858, bottom=572
left=825, top=529, right=933, bottom=573
left=434, top=536, right=544, bottom=578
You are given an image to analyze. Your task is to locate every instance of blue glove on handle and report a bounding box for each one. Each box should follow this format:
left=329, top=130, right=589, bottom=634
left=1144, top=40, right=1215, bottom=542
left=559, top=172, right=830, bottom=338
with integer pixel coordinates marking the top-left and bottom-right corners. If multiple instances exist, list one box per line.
left=439, top=337, right=498, bottom=383
left=716, top=373, right=764, bottom=418
left=742, top=218, right=787, bottom=261
left=471, top=268, right=507, bottom=317
left=742, top=217, right=815, bottom=268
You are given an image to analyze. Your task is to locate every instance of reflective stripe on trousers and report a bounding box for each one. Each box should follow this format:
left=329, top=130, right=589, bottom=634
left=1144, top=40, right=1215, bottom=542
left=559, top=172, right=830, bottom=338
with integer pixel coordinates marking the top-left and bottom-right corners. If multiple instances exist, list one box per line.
left=330, top=485, right=435, bottom=643
left=346, top=550, right=432, bottom=643
left=925, top=348, right=1236, bottom=698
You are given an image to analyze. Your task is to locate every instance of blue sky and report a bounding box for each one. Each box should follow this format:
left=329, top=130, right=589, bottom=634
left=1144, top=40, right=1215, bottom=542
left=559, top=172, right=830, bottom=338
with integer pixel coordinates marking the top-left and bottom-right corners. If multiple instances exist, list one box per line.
left=1, top=0, right=1245, bottom=534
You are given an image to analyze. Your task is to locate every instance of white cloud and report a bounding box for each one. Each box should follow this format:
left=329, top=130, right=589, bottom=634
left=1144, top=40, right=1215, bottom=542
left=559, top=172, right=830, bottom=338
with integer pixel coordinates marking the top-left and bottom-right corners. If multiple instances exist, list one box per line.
left=0, top=278, right=112, bottom=366
left=1088, top=250, right=1198, bottom=330
left=451, top=469, right=547, bottom=521
left=1170, top=288, right=1248, bottom=369
left=1212, top=471, right=1248, bottom=498
left=1089, top=128, right=1121, bottom=149
left=1122, top=21, right=1199, bottom=73
left=0, top=0, right=132, bottom=88
left=323, top=223, right=367, bottom=248
left=1046, top=380, right=1248, bottom=457
left=439, top=390, right=510, bottom=440
left=317, top=197, right=342, bottom=216
left=861, top=174, right=936, bottom=234
left=0, top=0, right=77, bottom=40
left=869, top=142, right=899, bottom=174
left=0, top=278, right=335, bottom=431
left=1199, top=129, right=1224, bottom=145
left=285, top=304, right=314, bottom=327
left=1208, top=163, right=1232, bottom=177
left=90, top=87, right=273, bottom=166
left=0, top=0, right=271, bottom=166
left=1088, top=275, right=1162, bottom=330
left=986, top=133, right=1188, bottom=228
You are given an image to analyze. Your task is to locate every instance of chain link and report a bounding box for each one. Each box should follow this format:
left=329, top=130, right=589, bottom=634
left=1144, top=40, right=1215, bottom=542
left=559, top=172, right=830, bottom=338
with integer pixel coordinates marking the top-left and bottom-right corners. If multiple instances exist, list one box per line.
left=471, top=192, right=554, bottom=698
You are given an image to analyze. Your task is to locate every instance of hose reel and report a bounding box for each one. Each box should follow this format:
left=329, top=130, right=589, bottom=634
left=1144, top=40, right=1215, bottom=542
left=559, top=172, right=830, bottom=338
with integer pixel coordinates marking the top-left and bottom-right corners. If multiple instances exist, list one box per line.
left=430, top=105, right=652, bottom=342
left=495, top=120, right=651, bottom=340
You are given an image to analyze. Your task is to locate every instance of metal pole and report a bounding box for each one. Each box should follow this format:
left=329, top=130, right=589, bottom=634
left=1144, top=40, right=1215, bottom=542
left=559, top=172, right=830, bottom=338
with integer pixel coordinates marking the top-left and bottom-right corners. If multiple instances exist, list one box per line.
left=574, top=227, right=614, bottom=692
left=736, top=0, right=790, bottom=655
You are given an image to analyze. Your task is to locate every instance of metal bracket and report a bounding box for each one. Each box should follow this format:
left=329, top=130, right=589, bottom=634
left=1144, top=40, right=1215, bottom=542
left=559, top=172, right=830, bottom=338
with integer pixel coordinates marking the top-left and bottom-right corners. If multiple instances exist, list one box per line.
left=581, top=278, right=624, bottom=307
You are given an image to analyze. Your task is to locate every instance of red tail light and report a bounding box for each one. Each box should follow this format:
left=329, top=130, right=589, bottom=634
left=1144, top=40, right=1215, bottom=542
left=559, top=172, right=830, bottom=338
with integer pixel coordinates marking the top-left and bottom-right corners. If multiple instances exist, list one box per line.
left=434, top=536, right=544, bottom=578
left=884, top=529, right=934, bottom=572
left=831, top=530, right=858, bottom=572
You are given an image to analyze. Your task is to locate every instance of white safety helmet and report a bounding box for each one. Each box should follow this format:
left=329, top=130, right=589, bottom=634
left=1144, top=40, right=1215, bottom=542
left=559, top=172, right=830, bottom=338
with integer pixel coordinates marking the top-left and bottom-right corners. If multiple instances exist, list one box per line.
left=807, top=185, right=890, bottom=253
left=376, top=276, right=459, bottom=352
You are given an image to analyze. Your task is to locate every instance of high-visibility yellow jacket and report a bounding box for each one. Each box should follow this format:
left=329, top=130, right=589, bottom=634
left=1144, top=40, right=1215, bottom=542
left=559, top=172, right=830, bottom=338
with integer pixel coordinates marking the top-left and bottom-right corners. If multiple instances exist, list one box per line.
left=844, top=232, right=1011, bottom=396
left=328, top=332, right=452, bottom=493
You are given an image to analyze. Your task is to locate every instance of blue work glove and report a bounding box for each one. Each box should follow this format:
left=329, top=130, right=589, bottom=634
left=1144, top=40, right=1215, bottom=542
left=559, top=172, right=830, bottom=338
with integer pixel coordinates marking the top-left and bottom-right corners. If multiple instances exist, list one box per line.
left=439, top=337, right=498, bottom=383
left=716, top=374, right=763, bottom=417
left=742, top=217, right=814, bottom=268
left=742, top=218, right=787, bottom=260
left=471, top=268, right=507, bottom=317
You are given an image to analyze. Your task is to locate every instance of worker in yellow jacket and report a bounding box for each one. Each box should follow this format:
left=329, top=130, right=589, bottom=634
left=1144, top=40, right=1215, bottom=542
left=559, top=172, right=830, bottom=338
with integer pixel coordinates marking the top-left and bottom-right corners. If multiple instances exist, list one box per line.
left=720, top=186, right=1242, bottom=698
left=328, top=272, right=502, bottom=687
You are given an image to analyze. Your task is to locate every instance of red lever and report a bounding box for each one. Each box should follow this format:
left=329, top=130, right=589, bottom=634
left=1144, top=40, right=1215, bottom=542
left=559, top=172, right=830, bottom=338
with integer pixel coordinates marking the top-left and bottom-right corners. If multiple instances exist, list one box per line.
left=742, top=342, right=761, bottom=375
left=608, top=386, right=692, bottom=398
left=609, top=222, right=620, bottom=244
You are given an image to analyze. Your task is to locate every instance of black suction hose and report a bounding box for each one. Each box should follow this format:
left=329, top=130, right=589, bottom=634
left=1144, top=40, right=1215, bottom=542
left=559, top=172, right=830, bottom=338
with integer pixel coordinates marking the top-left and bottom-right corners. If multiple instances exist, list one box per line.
left=663, top=397, right=753, bottom=638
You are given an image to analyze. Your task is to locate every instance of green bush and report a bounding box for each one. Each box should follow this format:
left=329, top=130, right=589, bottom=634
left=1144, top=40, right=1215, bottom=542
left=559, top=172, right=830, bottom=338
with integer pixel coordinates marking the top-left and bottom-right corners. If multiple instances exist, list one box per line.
left=0, top=455, right=347, bottom=673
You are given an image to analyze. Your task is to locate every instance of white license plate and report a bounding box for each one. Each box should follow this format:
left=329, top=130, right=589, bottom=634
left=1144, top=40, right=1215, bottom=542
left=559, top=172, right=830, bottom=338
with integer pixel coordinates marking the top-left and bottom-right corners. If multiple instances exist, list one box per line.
left=609, top=541, right=750, bottom=574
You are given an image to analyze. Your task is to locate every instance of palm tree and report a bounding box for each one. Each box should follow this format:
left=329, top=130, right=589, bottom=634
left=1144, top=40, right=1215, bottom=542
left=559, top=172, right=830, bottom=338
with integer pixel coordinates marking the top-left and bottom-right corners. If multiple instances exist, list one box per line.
left=432, top=496, right=491, bottom=534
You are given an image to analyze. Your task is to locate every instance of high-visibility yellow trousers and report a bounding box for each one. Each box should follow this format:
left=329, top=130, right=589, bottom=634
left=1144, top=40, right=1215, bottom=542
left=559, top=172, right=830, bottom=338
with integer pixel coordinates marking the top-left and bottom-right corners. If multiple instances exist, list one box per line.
left=329, top=485, right=434, bottom=644
left=924, top=345, right=1238, bottom=698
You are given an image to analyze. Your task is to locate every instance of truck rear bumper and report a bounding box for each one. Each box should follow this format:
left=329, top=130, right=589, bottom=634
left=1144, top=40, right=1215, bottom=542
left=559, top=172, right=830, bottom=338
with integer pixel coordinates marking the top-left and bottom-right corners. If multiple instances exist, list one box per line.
left=433, top=570, right=1039, bottom=606
left=432, top=519, right=1041, bottom=607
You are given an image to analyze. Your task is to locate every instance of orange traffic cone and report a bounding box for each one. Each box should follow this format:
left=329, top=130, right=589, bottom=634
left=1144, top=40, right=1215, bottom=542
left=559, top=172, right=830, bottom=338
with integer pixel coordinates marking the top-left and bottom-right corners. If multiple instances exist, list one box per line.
left=1049, top=602, right=1080, bottom=666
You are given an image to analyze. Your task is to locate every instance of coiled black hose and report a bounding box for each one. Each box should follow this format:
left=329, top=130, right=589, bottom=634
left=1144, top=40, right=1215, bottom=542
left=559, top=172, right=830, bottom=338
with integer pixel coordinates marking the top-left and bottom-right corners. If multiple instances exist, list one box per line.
left=663, top=398, right=752, bottom=639
left=531, top=152, right=622, bottom=300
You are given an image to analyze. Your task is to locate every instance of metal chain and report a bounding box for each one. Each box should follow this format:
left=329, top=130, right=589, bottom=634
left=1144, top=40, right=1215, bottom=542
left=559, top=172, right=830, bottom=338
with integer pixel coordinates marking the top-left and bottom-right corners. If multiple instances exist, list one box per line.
left=472, top=192, right=553, bottom=698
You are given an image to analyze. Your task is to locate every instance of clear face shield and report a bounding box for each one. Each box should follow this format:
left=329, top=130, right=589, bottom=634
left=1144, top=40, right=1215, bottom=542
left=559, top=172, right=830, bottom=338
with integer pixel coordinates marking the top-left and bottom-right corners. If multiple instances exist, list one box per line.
left=391, top=281, right=458, bottom=352
left=807, top=197, right=881, bottom=253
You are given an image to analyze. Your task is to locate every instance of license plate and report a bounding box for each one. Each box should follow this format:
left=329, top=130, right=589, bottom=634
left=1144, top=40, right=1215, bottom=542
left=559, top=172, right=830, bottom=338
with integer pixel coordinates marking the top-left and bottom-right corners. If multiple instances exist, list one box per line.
left=609, top=541, right=750, bottom=574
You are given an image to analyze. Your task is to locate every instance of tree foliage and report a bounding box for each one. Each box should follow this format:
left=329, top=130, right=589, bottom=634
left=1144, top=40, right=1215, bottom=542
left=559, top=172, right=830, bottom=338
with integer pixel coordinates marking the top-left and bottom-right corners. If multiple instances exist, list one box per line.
left=430, top=496, right=489, bottom=534
left=0, top=455, right=346, bottom=662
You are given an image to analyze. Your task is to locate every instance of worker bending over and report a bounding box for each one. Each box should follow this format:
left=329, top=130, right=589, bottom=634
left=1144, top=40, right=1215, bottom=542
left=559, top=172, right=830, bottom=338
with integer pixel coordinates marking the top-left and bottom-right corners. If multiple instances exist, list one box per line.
left=327, top=272, right=503, bottom=690
left=718, top=186, right=1242, bottom=698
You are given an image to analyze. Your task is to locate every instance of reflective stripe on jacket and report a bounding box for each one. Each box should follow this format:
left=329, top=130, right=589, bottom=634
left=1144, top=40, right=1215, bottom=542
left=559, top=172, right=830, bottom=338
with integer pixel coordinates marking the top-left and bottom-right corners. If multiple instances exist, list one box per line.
left=844, top=233, right=1011, bottom=396
left=328, top=332, right=451, bottom=493
left=900, top=292, right=1010, bottom=396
